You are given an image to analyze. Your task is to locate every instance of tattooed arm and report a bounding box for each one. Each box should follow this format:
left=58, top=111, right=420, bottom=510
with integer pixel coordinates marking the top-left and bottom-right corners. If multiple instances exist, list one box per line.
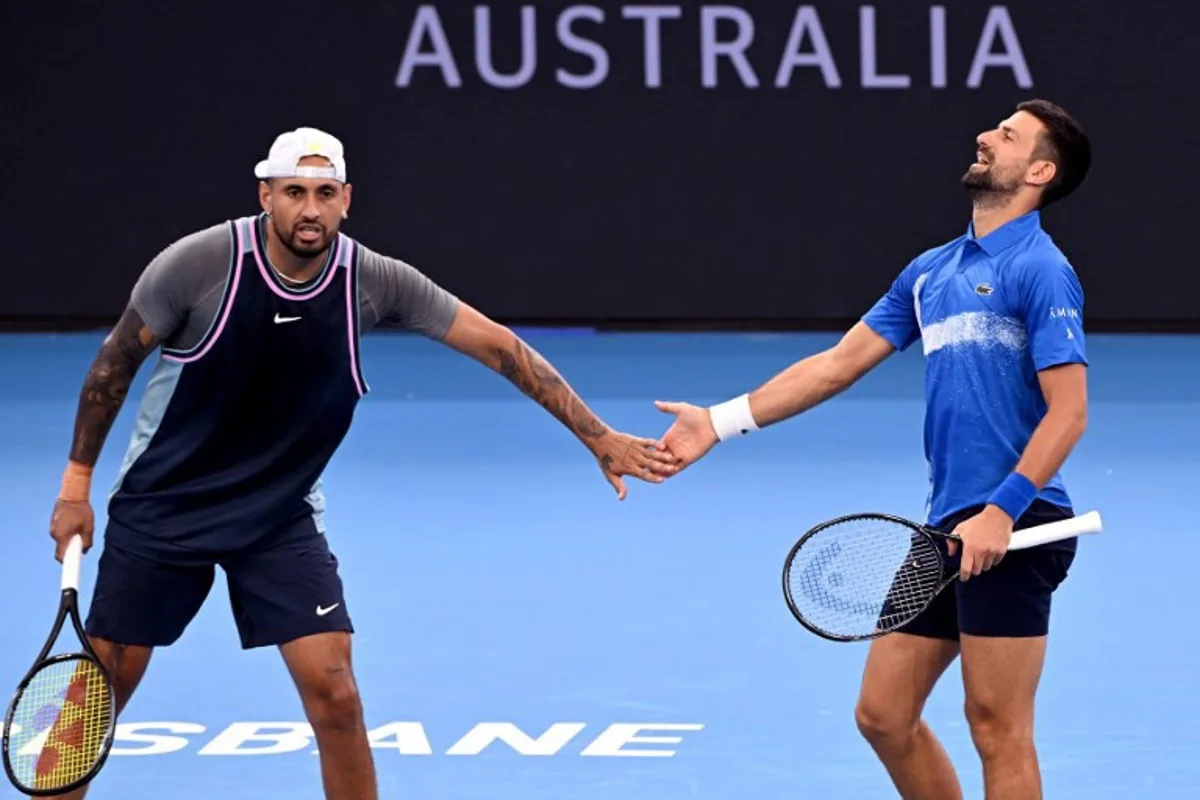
left=47, top=224, right=225, bottom=559
left=441, top=303, right=611, bottom=447
left=50, top=305, right=160, bottom=559
left=439, top=302, right=677, bottom=498
left=70, top=305, right=161, bottom=466
left=362, top=248, right=611, bottom=445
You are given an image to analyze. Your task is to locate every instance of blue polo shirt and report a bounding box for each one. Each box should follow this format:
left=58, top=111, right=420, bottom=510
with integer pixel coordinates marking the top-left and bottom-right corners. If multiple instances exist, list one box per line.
left=862, top=210, right=1088, bottom=528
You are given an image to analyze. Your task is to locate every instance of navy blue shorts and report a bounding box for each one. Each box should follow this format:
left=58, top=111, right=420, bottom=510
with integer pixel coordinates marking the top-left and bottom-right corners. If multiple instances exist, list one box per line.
left=85, top=516, right=353, bottom=650
left=897, top=500, right=1077, bottom=640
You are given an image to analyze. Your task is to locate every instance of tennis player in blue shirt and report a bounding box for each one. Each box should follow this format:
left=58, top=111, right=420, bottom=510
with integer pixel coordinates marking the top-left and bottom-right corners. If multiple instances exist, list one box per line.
left=656, top=99, right=1092, bottom=799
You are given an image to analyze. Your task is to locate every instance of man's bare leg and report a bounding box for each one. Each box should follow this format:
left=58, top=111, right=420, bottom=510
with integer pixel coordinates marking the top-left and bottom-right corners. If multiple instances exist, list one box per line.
left=855, top=632, right=963, bottom=799
left=960, top=633, right=1048, bottom=799
left=280, top=632, right=377, bottom=800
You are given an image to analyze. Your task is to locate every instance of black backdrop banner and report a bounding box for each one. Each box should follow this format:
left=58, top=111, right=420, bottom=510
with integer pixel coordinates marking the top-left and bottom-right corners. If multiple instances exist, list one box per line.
left=3, top=1, right=1193, bottom=329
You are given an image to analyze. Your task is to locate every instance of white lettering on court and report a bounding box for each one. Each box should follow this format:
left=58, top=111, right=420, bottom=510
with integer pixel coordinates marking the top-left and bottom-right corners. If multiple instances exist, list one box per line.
left=446, top=722, right=587, bottom=756
left=198, top=723, right=314, bottom=756
left=580, top=723, right=705, bottom=757
left=111, top=723, right=209, bottom=756
left=87, top=718, right=703, bottom=758
left=365, top=722, right=435, bottom=756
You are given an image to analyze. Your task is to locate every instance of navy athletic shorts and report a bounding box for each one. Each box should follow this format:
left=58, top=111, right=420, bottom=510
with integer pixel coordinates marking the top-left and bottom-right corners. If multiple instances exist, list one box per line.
left=897, top=499, right=1077, bottom=640
left=85, top=515, right=353, bottom=650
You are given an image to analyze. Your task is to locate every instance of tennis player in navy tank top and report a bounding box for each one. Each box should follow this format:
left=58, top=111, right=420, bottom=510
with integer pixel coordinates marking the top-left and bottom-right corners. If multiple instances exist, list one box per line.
left=109, top=214, right=367, bottom=547
left=46, top=128, right=679, bottom=799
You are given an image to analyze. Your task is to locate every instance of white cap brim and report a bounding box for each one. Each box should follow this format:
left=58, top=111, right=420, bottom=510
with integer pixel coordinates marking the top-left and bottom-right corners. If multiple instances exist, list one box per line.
left=255, top=127, right=347, bottom=183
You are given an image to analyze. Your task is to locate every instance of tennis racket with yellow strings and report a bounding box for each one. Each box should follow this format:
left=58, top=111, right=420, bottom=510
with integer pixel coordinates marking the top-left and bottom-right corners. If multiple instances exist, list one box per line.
left=2, top=535, right=116, bottom=796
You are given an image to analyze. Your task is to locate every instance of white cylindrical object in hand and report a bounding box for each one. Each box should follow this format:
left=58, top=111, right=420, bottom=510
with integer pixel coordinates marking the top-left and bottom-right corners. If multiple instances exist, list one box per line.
left=61, top=535, right=84, bottom=592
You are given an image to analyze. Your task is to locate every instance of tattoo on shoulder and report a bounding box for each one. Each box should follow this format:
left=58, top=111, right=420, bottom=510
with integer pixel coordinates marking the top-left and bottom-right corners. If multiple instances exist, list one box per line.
left=69, top=307, right=160, bottom=466
left=493, top=337, right=608, bottom=442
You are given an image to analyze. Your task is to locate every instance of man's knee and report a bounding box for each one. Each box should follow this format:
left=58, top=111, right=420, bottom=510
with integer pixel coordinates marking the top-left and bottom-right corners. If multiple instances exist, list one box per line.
left=964, top=690, right=1034, bottom=760
left=855, top=694, right=918, bottom=747
left=88, top=638, right=153, bottom=715
left=283, top=634, right=366, bottom=734
left=855, top=633, right=959, bottom=748
left=303, top=669, right=365, bottom=733
left=959, top=629, right=1046, bottom=762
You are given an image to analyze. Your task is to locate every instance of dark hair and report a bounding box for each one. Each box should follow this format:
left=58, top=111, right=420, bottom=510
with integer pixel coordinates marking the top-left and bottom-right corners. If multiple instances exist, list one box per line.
left=1015, top=99, right=1091, bottom=207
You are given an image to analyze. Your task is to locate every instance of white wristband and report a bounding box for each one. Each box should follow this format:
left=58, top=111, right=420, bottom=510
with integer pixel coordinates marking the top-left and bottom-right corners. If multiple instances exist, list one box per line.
left=708, top=394, right=759, bottom=441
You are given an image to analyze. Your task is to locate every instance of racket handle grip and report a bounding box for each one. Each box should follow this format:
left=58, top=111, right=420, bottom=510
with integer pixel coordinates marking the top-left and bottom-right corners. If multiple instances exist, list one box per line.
left=1009, top=510, right=1103, bottom=550
left=62, top=535, right=83, bottom=592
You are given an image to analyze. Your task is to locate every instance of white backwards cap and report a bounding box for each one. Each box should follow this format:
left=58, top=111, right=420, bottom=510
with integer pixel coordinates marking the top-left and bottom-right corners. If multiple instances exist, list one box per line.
left=254, top=127, right=347, bottom=183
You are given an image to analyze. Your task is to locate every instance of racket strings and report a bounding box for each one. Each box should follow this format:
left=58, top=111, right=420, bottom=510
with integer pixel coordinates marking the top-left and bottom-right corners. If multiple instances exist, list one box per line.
left=7, top=657, right=113, bottom=791
left=786, top=518, right=947, bottom=639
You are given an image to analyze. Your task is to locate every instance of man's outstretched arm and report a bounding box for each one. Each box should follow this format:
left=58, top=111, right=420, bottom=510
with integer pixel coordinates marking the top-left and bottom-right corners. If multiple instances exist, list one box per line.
left=654, top=322, right=898, bottom=468
left=444, top=305, right=610, bottom=444
left=362, top=247, right=678, bottom=497
left=737, top=322, right=898, bottom=430
left=440, top=301, right=677, bottom=498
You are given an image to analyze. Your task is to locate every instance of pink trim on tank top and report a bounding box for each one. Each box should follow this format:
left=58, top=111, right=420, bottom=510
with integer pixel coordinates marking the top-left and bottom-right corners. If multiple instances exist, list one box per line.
left=343, top=239, right=366, bottom=397
left=162, top=219, right=246, bottom=364
left=250, top=218, right=342, bottom=300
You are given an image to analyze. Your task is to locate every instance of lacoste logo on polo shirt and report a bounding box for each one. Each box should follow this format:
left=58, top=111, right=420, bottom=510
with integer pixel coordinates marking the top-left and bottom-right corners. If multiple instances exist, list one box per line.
left=974, top=283, right=994, bottom=296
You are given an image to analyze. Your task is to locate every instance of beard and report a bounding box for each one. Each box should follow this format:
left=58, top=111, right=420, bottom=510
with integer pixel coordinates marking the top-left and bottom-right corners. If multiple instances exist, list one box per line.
left=960, top=162, right=1021, bottom=206
left=273, top=216, right=335, bottom=258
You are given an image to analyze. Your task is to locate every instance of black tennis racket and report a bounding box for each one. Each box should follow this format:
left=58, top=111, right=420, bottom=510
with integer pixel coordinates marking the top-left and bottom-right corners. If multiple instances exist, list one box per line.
left=2, top=535, right=116, bottom=796
left=782, top=510, right=1103, bottom=642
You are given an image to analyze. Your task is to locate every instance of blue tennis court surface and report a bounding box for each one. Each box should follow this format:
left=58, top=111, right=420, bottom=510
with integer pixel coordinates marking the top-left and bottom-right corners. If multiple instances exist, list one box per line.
left=1, top=330, right=1196, bottom=799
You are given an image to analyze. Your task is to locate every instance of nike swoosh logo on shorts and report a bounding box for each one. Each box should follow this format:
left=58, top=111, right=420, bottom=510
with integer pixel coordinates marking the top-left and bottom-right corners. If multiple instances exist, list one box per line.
left=316, top=604, right=340, bottom=616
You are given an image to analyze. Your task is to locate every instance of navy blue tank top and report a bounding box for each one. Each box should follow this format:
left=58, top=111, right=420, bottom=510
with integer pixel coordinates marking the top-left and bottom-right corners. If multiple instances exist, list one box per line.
left=107, top=214, right=368, bottom=551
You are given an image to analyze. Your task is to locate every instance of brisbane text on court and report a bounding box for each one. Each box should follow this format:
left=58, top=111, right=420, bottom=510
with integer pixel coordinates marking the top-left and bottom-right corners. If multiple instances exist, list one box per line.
left=9, top=720, right=705, bottom=759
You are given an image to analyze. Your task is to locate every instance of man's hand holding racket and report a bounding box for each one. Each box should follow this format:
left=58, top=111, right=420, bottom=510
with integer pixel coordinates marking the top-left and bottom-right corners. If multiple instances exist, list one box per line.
left=50, top=499, right=95, bottom=563
left=50, top=462, right=96, bottom=562
left=947, top=506, right=1014, bottom=581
